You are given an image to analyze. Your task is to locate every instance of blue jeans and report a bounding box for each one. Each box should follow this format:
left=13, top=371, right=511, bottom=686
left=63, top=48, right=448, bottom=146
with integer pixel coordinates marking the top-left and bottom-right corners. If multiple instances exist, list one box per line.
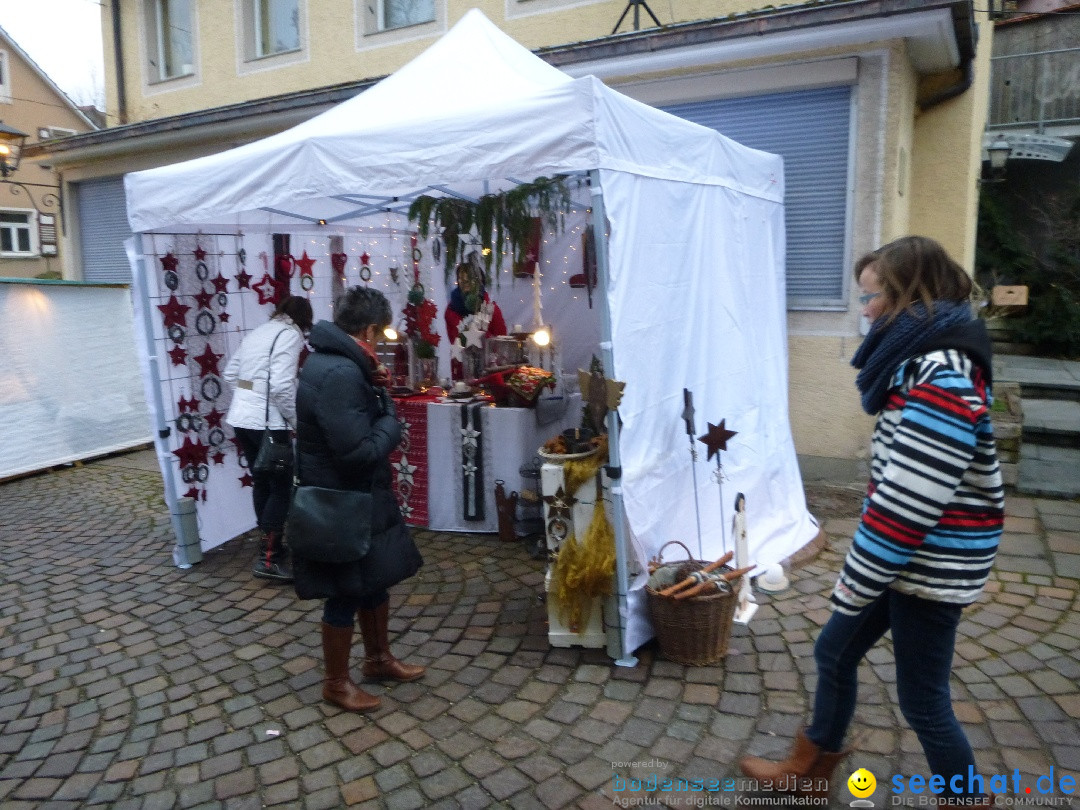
left=807, top=589, right=979, bottom=799
left=322, top=592, right=388, bottom=627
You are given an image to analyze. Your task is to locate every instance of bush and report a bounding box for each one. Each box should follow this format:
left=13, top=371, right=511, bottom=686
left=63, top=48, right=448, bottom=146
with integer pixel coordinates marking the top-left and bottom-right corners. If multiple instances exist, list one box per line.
left=976, top=185, right=1080, bottom=358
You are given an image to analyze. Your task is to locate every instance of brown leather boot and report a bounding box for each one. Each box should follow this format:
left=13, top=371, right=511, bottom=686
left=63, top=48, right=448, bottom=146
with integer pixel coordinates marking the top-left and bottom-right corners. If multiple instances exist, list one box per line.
left=738, top=729, right=849, bottom=802
left=358, top=601, right=425, bottom=682
left=320, top=623, right=380, bottom=712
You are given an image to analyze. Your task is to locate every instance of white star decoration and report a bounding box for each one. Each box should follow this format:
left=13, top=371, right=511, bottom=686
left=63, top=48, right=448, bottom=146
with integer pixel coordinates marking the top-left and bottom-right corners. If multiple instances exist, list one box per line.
left=450, top=341, right=465, bottom=362
left=460, top=426, right=479, bottom=449
left=460, top=324, right=486, bottom=349
left=395, top=456, right=417, bottom=486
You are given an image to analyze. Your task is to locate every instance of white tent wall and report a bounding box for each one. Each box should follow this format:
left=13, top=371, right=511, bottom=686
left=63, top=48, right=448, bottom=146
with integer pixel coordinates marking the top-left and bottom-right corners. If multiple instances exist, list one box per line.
left=0, top=281, right=150, bottom=480
left=123, top=9, right=818, bottom=659
left=601, top=171, right=818, bottom=653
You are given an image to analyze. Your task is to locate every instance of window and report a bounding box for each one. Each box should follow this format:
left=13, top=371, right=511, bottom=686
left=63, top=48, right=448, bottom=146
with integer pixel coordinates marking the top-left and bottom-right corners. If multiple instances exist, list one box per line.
left=376, top=0, right=434, bottom=31
left=0, top=50, right=11, bottom=103
left=254, top=0, right=300, bottom=57
left=0, top=211, right=36, bottom=256
left=148, top=0, right=194, bottom=82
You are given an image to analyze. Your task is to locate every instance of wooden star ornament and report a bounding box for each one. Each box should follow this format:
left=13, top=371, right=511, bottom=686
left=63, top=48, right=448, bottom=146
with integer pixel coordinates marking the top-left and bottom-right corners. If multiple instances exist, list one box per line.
left=698, top=419, right=737, bottom=462
left=577, top=367, right=625, bottom=434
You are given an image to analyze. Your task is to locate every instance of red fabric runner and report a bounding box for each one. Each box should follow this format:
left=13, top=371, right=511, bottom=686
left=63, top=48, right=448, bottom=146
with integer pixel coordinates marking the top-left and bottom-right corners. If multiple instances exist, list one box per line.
left=390, top=395, right=435, bottom=527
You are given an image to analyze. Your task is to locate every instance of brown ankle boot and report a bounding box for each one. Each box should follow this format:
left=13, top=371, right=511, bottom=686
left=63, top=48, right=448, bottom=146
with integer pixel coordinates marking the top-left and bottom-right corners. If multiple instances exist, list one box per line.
left=320, top=623, right=380, bottom=712
left=738, top=729, right=849, bottom=801
left=358, top=601, right=425, bottom=682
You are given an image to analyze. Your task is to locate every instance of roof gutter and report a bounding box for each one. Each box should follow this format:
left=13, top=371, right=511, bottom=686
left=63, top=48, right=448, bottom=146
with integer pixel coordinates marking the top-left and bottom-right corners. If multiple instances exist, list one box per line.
left=915, top=2, right=976, bottom=111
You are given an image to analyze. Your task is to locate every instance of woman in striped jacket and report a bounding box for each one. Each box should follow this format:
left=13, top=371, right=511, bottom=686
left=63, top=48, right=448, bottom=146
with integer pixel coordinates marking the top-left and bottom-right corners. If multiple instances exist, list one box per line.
left=740, top=236, right=1003, bottom=807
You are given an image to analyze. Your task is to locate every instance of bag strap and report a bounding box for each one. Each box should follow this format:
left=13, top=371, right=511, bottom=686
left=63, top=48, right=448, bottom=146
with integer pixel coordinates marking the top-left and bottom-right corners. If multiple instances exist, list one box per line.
left=264, top=328, right=284, bottom=429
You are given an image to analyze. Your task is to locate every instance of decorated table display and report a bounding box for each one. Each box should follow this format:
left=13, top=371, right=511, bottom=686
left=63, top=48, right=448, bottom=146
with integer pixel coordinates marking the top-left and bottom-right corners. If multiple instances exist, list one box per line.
left=391, top=391, right=582, bottom=533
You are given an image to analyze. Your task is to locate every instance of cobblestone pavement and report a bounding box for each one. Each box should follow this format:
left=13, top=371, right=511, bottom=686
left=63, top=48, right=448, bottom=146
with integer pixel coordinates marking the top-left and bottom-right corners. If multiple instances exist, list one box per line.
left=1, top=452, right=1078, bottom=809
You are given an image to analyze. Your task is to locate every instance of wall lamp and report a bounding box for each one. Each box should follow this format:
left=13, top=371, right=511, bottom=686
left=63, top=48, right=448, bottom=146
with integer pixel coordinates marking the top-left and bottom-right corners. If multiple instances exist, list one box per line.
left=0, top=121, right=64, bottom=225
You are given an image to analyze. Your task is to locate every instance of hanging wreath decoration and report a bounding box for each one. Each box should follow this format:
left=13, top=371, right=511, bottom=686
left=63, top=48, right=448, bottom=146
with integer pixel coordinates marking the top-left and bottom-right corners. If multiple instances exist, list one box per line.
left=408, top=175, right=575, bottom=284
left=359, top=252, right=371, bottom=282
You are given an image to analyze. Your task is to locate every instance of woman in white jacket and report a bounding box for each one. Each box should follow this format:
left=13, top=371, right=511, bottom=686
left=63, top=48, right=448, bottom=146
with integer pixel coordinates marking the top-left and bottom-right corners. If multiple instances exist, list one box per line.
left=223, top=295, right=314, bottom=582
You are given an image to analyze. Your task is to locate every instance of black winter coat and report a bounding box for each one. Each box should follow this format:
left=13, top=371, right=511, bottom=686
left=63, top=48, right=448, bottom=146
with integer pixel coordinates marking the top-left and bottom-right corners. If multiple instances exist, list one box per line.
left=291, top=319, right=412, bottom=601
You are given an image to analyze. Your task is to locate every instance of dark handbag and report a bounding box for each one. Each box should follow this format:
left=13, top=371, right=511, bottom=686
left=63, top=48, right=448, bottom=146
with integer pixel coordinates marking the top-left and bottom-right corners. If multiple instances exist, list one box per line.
left=285, top=485, right=373, bottom=563
left=359, top=521, right=424, bottom=593
left=254, top=431, right=293, bottom=474
left=252, top=330, right=294, bottom=474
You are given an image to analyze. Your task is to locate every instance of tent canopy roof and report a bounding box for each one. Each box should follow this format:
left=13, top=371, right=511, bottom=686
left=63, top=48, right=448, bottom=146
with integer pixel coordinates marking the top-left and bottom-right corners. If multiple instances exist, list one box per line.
left=125, top=9, right=782, bottom=233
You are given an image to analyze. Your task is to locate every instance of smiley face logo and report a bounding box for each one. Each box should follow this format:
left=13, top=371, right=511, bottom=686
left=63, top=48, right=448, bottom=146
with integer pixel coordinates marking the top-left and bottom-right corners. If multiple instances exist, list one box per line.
left=847, top=768, right=876, bottom=798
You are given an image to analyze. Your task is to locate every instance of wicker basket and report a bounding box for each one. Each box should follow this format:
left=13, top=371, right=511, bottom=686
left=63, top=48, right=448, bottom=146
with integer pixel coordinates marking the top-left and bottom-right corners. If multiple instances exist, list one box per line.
left=646, top=540, right=741, bottom=666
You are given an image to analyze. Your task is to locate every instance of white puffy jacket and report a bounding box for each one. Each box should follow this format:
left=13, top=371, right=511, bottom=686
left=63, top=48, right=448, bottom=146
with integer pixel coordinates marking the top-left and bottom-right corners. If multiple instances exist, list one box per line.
left=223, top=316, right=305, bottom=430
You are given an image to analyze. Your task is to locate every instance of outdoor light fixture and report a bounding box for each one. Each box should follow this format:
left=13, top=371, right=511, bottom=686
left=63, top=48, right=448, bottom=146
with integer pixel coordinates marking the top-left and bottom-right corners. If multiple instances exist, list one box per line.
left=0, top=121, right=63, bottom=229
left=532, top=326, right=551, bottom=347
left=0, top=122, right=28, bottom=178
left=987, top=136, right=1011, bottom=172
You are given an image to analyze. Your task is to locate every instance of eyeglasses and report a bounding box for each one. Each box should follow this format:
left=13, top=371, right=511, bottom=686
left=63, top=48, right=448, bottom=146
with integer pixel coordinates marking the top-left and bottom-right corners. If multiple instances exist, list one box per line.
left=859, top=292, right=882, bottom=306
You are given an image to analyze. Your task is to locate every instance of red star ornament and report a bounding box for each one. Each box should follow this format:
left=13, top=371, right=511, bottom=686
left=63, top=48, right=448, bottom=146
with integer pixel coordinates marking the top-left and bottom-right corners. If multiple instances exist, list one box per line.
left=194, top=246, right=207, bottom=261
left=173, top=436, right=209, bottom=468
left=239, top=472, right=253, bottom=488
left=194, top=288, right=214, bottom=310
left=167, top=345, right=188, bottom=366
left=234, top=268, right=252, bottom=289
left=252, top=273, right=282, bottom=305
left=698, top=419, right=738, bottom=462
left=211, top=451, right=226, bottom=465
left=205, top=408, right=225, bottom=428
left=294, top=251, right=316, bottom=277
left=160, top=252, right=179, bottom=272
left=184, top=486, right=201, bottom=501
left=177, top=395, right=200, bottom=413
left=193, top=344, right=223, bottom=377
left=157, top=295, right=190, bottom=329
left=219, top=311, right=230, bottom=323
left=210, top=273, right=230, bottom=294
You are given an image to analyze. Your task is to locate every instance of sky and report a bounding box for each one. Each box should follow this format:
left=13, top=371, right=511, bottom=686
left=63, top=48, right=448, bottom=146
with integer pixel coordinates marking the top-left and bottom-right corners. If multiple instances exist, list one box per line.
left=0, top=0, right=106, bottom=110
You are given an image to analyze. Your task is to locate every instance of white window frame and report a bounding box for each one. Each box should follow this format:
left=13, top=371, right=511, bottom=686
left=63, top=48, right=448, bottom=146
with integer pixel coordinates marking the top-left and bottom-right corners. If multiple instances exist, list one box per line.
left=360, top=0, right=438, bottom=38
left=0, top=50, right=11, bottom=104
left=146, top=0, right=196, bottom=83
left=254, top=0, right=301, bottom=58
left=0, top=209, right=39, bottom=258
left=237, top=0, right=307, bottom=72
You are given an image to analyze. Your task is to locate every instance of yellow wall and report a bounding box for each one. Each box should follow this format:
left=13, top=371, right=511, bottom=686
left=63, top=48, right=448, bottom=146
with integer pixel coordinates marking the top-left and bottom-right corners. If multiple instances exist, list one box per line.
left=104, top=0, right=781, bottom=124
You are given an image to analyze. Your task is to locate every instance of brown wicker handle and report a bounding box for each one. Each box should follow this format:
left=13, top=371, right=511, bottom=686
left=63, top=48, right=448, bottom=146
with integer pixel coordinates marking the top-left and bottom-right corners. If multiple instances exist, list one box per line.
left=653, top=540, right=694, bottom=565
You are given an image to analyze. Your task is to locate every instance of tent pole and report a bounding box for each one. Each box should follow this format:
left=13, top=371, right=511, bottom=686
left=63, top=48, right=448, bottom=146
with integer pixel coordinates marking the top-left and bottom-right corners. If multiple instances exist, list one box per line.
left=588, top=170, right=637, bottom=668
left=131, top=233, right=201, bottom=568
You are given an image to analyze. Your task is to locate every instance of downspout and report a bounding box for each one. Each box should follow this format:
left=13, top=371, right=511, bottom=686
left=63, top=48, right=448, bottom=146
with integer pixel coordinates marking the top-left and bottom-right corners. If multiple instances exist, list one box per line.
left=917, top=57, right=973, bottom=112
left=111, top=0, right=128, bottom=125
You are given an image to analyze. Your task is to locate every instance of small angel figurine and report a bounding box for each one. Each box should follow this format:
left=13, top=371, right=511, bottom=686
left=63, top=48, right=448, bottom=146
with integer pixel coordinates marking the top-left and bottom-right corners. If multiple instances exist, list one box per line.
left=732, top=492, right=758, bottom=624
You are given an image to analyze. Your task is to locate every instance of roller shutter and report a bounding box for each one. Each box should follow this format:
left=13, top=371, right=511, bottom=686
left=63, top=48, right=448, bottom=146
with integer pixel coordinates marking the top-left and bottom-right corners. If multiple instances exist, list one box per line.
left=76, top=176, right=134, bottom=284
left=662, top=85, right=853, bottom=308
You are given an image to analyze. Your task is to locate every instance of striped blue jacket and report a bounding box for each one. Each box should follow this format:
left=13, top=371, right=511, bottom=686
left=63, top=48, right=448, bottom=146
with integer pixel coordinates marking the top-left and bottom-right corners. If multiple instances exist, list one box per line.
left=832, top=349, right=1004, bottom=615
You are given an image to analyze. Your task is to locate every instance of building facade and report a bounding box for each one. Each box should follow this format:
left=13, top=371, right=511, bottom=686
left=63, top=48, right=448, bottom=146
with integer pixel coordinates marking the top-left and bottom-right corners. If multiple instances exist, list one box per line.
left=0, top=27, right=97, bottom=279
left=31, top=0, right=995, bottom=475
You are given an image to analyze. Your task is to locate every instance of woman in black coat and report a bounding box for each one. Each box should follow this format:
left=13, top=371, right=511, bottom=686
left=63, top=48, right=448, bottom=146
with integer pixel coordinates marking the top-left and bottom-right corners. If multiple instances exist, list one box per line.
left=294, top=287, right=424, bottom=713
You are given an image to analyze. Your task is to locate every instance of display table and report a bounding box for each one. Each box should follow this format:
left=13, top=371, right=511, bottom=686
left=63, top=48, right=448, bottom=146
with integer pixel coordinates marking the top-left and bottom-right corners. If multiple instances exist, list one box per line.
left=391, top=393, right=581, bottom=533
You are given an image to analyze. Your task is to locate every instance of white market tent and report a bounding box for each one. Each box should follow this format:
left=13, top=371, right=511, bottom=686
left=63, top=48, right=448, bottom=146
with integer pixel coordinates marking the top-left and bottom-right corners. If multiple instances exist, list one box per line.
left=124, top=9, right=818, bottom=660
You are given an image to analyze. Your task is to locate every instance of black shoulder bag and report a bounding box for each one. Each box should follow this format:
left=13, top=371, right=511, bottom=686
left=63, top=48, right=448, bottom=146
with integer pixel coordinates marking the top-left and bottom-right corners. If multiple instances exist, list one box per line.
left=252, top=329, right=295, bottom=474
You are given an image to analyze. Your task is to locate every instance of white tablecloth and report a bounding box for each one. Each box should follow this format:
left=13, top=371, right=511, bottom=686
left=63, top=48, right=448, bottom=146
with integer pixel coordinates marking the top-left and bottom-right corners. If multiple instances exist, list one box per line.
left=424, top=393, right=581, bottom=533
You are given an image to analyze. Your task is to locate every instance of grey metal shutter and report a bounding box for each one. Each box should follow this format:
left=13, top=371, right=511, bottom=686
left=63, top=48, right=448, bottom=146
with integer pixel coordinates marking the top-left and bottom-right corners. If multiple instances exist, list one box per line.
left=76, top=176, right=134, bottom=284
left=662, top=86, right=852, bottom=308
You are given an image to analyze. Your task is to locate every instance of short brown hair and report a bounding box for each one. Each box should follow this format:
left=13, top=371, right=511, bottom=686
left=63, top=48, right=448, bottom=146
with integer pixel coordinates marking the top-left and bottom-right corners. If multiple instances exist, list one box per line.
left=854, top=236, right=972, bottom=324
left=274, top=295, right=314, bottom=332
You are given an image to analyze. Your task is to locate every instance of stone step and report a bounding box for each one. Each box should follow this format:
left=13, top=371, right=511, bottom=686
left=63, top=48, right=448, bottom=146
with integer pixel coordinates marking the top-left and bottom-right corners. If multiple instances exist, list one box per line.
left=1021, top=399, right=1080, bottom=447
left=1017, top=444, right=1080, bottom=498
